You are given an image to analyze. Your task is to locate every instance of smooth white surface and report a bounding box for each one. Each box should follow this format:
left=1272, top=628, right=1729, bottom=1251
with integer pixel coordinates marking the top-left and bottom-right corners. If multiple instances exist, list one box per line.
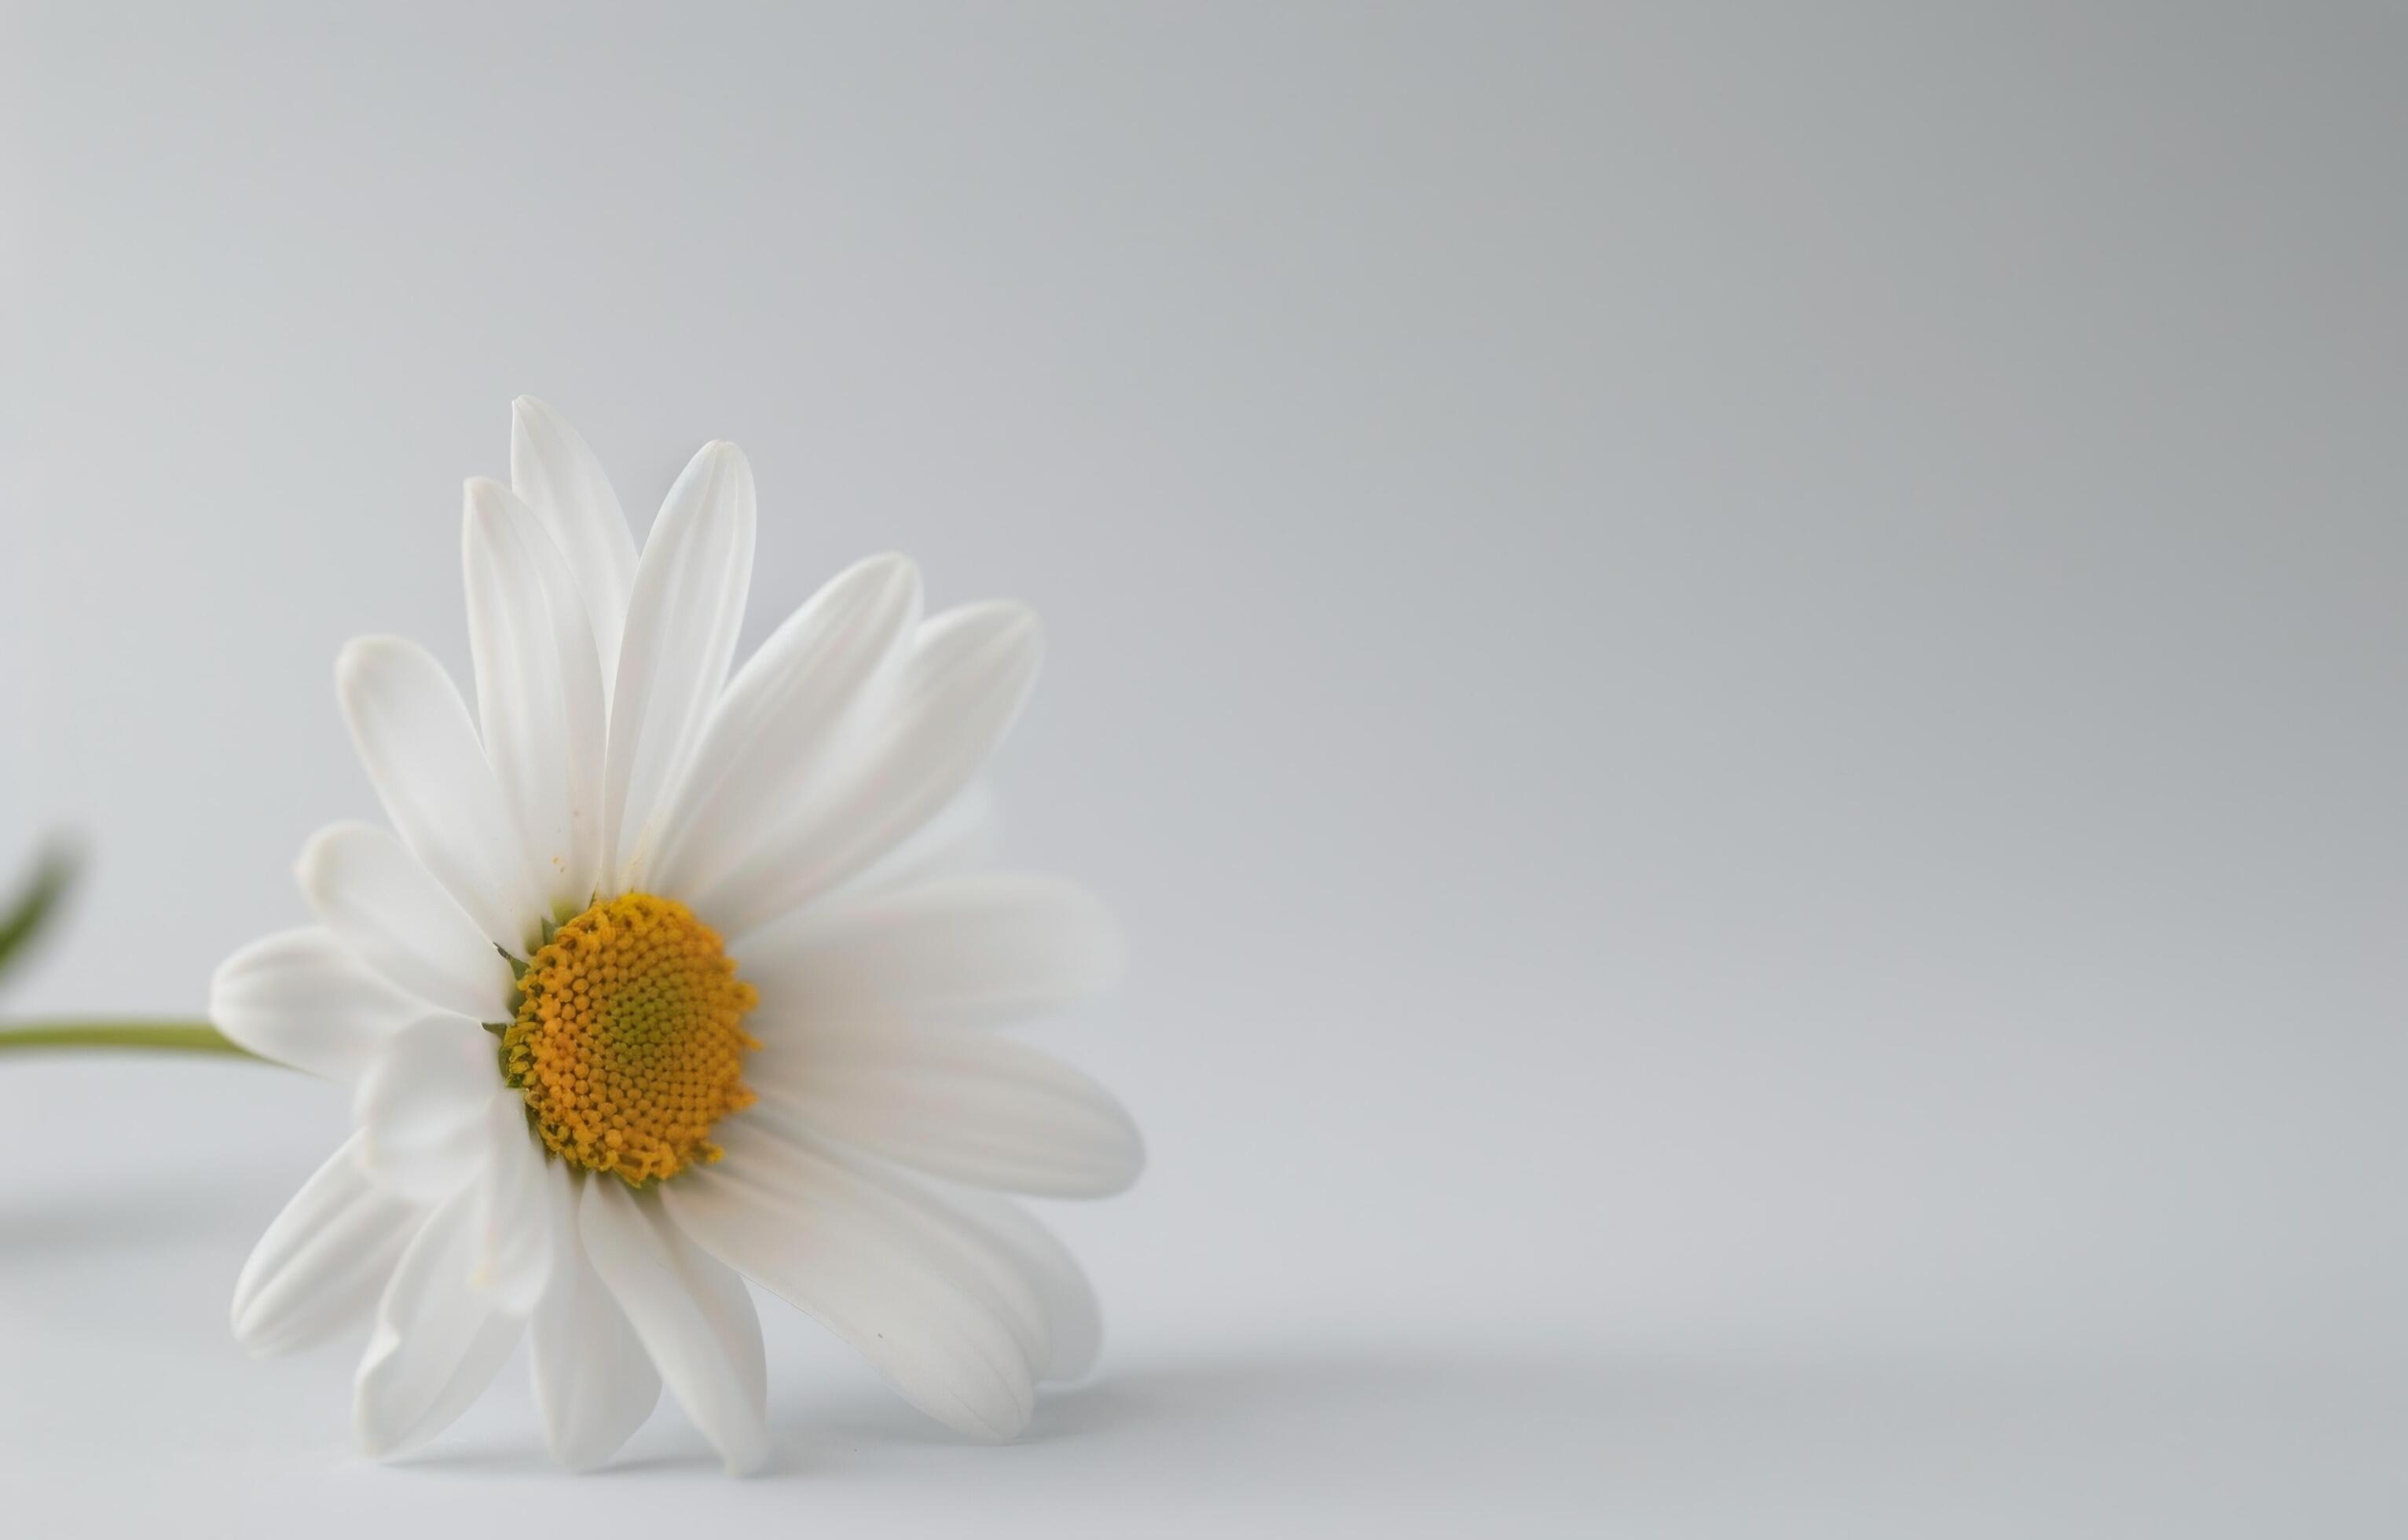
left=5, top=1057, right=2402, bottom=1538
left=2, top=2, right=2405, bottom=1533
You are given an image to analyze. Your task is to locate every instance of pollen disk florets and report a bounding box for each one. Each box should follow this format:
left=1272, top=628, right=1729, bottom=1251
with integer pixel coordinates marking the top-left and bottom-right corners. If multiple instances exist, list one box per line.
left=502, top=892, right=760, bottom=1186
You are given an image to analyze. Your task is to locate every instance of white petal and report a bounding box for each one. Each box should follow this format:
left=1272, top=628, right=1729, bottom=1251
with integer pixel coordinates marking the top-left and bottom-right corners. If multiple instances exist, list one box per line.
left=916, top=1178, right=1103, bottom=1382
left=464, top=477, right=607, bottom=917
left=786, top=1138, right=1054, bottom=1375
left=337, top=636, right=545, bottom=950
left=747, top=1021, right=1143, bottom=1197
left=353, top=1018, right=509, bottom=1201
left=602, top=442, right=757, bottom=893
left=741, top=872, right=1121, bottom=1031
left=510, top=396, right=638, bottom=688
left=662, top=1120, right=1038, bottom=1441
left=647, top=553, right=922, bottom=899
left=467, top=1092, right=553, bottom=1314
left=835, top=782, right=1002, bottom=900
left=578, top=1177, right=768, bottom=1475
left=210, top=926, right=426, bottom=1082
left=232, top=1131, right=420, bottom=1356
left=530, top=1163, right=660, bottom=1470
left=297, top=823, right=517, bottom=1021
left=693, top=602, right=1043, bottom=937
left=354, top=1186, right=525, bottom=1459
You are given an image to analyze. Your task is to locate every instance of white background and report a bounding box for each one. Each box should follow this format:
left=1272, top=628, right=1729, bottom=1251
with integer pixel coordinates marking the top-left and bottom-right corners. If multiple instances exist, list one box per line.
left=3, top=5, right=2404, bottom=1534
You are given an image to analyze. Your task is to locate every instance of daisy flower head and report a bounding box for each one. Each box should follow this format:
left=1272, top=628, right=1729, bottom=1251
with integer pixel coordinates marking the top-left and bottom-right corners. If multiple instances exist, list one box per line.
left=211, top=399, right=1141, bottom=1472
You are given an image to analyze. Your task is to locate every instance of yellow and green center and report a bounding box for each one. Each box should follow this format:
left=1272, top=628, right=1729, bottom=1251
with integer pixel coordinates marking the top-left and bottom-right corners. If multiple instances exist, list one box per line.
left=500, top=893, right=760, bottom=1186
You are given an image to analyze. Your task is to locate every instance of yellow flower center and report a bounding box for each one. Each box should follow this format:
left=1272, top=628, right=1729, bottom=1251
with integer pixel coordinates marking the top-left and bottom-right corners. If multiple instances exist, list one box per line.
left=501, top=892, right=760, bottom=1186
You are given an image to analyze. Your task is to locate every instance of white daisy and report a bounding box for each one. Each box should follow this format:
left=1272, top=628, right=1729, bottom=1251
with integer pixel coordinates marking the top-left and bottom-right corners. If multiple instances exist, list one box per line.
left=211, top=398, right=1142, bottom=1472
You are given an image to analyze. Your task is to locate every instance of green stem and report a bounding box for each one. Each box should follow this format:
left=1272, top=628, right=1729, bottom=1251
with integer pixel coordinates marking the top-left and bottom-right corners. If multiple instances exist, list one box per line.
left=0, top=1019, right=262, bottom=1059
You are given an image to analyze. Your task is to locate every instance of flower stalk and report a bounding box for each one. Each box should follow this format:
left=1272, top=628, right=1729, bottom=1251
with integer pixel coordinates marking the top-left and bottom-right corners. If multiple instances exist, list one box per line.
left=0, top=1020, right=259, bottom=1058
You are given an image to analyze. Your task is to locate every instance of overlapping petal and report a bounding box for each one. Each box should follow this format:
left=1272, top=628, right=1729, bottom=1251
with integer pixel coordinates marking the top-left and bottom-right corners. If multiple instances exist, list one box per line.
left=579, top=1177, right=770, bottom=1474
left=647, top=552, right=922, bottom=900
left=336, top=636, right=545, bottom=950
left=693, top=602, right=1043, bottom=937
left=296, top=823, right=516, bottom=1022
left=464, top=477, right=607, bottom=915
left=469, top=1091, right=554, bottom=1313
left=510, top=396, right=638, bottom=688
left=912, top=1175, right=1105, bottom=1383
left=834, top=782, right=1002, bottom=900
left=741, top=871, right=1122, bottom=1031
left=210, top=926, right=425, bottom=1082
left=352, top=1018, right=511, bottom=1201
left=603, top=441, right=757, bottom=893
left=530, top=1162, right=662, bottom=1469
left=746, top=1018, right=1144, bottom=1197
left=662, top=1120, right=1042, bottom=1441
left=354, top=1186, right=526, bottom=1459
left=232, top=1131, right=420, bottom=1356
